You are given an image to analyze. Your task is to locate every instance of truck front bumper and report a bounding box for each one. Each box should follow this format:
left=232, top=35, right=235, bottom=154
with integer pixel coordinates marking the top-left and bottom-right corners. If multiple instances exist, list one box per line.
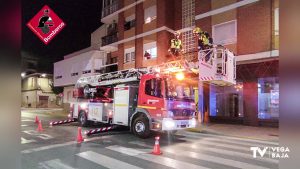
left=161, top=118, right=197, bottom=131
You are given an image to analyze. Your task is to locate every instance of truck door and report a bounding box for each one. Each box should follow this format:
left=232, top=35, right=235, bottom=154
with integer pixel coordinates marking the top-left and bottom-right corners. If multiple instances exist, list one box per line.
left=138, top=75, right=165, bottom=117
left=113, top=86, right=130, bottom=126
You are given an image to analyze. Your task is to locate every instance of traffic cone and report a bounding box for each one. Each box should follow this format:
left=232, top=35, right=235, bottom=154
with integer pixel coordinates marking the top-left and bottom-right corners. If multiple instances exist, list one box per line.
left=35, top=116, right=39, bottom=123
left=151, top=136, right=162, bottom=155
left=36, top=120, right=43, bottom=132
left=76, top=127, right=84, bottom=143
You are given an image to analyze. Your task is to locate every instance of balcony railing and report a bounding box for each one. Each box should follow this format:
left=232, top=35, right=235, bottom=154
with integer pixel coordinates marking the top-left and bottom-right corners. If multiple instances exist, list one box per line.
left=102, top=2, right=119, bottom=18
left=101, top=33, right=118, bottom=46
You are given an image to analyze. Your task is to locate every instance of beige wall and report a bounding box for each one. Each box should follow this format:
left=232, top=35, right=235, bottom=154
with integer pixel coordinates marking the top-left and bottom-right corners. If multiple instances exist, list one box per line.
left=211, top=0, right=237, bottom=54
left=22, top=76, right=53, bottom=91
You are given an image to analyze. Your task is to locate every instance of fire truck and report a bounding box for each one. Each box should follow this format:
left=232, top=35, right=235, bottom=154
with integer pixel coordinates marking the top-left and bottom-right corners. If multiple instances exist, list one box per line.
left=70, top=64, right=198, bottom=138
left=70, top=46, right=235, bottom=138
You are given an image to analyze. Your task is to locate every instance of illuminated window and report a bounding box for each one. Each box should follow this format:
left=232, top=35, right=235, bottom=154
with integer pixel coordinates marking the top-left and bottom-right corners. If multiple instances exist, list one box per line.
left=258, top=77, right=279, bottom=120
left=143, top=42, right=157, bottom=60
left=144, top=5, right=157, bottom=24
left=212, top=20, right=237, bottom=45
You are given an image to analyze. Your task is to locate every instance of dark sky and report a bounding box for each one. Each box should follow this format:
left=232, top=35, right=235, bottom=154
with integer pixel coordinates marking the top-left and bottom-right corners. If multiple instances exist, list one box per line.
left=22, top=0, right=103, bottom=73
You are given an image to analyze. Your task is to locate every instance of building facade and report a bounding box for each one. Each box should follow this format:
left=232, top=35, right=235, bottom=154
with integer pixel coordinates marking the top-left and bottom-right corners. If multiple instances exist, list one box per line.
left=21, top=73, right=59, bottom=108
left=100, top=0, right=279, bottom=126
left=54, top=24, right=111, bottom=111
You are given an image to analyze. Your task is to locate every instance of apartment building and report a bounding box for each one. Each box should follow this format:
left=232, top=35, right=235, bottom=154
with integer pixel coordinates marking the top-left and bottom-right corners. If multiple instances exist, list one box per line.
left=100, top=0, right=279, bottom=126
left=54, top=24, right=113, bottom=111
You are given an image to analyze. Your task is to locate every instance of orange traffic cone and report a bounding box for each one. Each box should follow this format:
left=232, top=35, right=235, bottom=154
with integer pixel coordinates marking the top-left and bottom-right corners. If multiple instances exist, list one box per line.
left=151, top=136, right=162, bottom=155
left=36, top=120, right=43, bottom=132
left=35, top=116, right=39, bottom=123
left=76, top=127, right=84, bottom=143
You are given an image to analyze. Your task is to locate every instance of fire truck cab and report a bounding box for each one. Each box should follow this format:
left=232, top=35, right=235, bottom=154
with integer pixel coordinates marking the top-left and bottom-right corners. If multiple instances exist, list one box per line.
left=70, top=69, right=197, bottom=138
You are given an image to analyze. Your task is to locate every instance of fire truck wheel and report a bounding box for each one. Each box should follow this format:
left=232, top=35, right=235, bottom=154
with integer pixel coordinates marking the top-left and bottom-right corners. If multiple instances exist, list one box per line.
left=132, top=116, right=150, bottom=138
left=79, top=111, right=88, bottom=127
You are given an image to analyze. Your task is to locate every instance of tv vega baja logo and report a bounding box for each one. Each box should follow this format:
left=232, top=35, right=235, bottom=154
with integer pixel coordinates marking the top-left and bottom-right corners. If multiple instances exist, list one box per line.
left=250, top=146, right=290, bottom=159
left=27, top=5, right=66, bottom=45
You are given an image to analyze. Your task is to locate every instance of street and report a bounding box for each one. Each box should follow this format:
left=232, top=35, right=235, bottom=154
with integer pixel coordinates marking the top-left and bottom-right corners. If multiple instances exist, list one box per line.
left=21, top=109, right=279, bottom=169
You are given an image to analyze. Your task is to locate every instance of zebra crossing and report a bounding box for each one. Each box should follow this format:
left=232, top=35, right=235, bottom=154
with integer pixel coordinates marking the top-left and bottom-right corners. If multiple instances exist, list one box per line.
left=37, top=132, right=279, bottom=169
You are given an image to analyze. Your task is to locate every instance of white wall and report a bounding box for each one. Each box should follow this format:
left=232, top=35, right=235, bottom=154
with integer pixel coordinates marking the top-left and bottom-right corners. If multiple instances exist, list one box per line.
left=54, top=50, right=106, bottom=87
left=91, top=24, right=107, bottom=46
left=63, top=86, right=76, bottom=103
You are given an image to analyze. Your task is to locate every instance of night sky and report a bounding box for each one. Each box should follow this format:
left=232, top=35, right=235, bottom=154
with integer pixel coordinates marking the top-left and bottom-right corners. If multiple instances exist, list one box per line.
left=22, top=0, right=103, bottom=73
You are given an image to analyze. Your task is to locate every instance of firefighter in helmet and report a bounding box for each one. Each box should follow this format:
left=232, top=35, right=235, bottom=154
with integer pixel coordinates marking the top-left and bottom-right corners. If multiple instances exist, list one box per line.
left=168, top=31, right=182, bottom=57
left=193, top=27, right=214, bottom=64
left=193, top=27, right=213, bottom=50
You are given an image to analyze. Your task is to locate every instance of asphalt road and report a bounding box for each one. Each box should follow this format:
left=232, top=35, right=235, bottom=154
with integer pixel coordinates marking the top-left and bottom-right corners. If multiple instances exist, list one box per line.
left=21, top=109, right=279, bottom=169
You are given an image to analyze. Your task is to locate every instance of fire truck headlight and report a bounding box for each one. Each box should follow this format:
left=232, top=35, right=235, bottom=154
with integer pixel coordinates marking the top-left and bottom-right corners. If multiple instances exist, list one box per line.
left=80, top=103, right=87, bottom=109
left=164, top=119, right=175, bottom=129
left=190, top=118, right=197, bottom=127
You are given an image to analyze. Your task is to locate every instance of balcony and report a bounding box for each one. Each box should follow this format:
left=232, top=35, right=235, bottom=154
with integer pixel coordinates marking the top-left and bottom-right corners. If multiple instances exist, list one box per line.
left=101, top=33, right=118, bottom=46
left=100, top=33, right=118, bottom=52
left=102, top=2, right=119, bottom=18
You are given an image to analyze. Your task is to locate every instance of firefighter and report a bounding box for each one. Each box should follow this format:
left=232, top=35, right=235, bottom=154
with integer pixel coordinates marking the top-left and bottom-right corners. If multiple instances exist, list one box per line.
left=193, top=27, right=214, bottom=64
left=168, top=31, right=182, bottom=57
left=193, top=27, right=214, bottom=50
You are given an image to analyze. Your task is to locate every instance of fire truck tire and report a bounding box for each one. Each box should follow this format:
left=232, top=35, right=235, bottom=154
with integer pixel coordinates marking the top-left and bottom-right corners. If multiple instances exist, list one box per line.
left=78, top=111, right=89, bottom=127
left=132, top=116, right=150, bottom=139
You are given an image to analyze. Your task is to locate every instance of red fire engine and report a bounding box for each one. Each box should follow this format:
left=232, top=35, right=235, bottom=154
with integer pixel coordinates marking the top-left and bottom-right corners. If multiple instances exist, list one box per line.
left=70, top=64, right=198, bottom=138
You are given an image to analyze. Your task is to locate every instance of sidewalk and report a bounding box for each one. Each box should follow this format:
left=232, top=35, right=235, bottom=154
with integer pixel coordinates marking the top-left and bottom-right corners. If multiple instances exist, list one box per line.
left=185, top=123, right=279, bottom=142
left=21, top=107, right=68, bottom=118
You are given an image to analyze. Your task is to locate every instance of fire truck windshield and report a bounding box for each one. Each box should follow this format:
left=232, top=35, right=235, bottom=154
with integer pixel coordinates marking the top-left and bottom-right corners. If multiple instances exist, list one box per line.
left=165, top=79, right=194, bottom=101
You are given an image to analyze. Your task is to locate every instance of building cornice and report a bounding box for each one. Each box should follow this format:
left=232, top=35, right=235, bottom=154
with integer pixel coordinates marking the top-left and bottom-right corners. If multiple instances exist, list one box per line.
left=195, top=0, right=259, bottom=20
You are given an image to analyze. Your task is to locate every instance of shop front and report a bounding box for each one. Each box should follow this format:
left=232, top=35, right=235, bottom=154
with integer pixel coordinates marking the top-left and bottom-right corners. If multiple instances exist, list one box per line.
left=208, top=60, right=279, bottom=127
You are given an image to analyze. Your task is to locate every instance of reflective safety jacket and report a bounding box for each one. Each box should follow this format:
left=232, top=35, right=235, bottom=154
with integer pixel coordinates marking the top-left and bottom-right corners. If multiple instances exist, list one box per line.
left=170, top=39, right=182, bottom=49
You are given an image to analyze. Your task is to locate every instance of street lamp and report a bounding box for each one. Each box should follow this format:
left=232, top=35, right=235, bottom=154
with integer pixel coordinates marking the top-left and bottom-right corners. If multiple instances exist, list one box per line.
left=21, top=72, right=26, bottom=77
left=41, top=73, right=46, bottom=77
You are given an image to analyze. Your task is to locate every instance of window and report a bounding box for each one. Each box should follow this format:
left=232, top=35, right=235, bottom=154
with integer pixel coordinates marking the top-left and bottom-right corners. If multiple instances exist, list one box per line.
left=110, top=57, right=117, bottom=63
left=55, top=76, right=62, bottom=79
left=124, top=15, right=136, bottom=31
left=144, top=42, right=157, bottom=60
left=82, top=70, right=91, bottom=74
left=258, top=77, right=279, bottom=120
left=71, top=72, right=78, bottom=76
left=145, top=78, right=163, bottom=98
left=124, top=47, right=135, bottom=63
left=144, top=5, right=157, bottom=24
left=274, top=8, right=279, bottom=35
left=212, top=20, right=237, bottom=45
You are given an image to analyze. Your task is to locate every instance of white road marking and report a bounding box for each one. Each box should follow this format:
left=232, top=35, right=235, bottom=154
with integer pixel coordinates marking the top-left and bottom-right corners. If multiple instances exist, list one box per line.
left=21, top=137, right=36, bottom=144
left=106, top=145, right=210, bottom=169
left=23, top=130, right=53, bottom=140
left=77, top=151, right=142, bottom=169
left=178, top=132, right=279, bottom=145
left=129, top=140, right=278, bottom=164
left=164, top=148, right=270, bottom=169
left=21, top=124, right=28, bottom=127
left=21, top=119, right=34, bottom=122
left=39, top=159, right=75, bottom=169
left=21, top=136, right=109, bottom=154
left=184, top=134, right=275, bottom=147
